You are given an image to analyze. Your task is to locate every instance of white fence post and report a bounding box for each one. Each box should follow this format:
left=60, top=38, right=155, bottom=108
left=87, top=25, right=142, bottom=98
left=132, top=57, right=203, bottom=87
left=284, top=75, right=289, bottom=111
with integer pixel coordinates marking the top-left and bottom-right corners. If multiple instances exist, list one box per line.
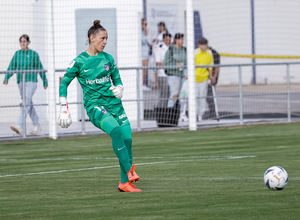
left=238, top=65, right=244, bottom=125
left=186, top=0, right=196, bottom=130
left=22, top=71, right=26, bottom=137
left=286, top=64, right=291, bottom=122
left=46, top=0, right=57, bottom=139
left=137, top=68, right=142, bottom=131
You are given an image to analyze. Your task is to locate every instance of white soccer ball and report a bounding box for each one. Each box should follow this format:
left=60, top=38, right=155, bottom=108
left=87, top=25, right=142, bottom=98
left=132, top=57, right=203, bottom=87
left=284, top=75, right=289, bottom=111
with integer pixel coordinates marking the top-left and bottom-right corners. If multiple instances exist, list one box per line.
left=264, top=166, right=288, bottom=190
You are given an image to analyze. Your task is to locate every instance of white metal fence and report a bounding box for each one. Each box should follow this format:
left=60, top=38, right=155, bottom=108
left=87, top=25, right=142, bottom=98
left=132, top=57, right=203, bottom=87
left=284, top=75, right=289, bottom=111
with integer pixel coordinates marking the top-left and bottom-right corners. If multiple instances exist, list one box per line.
left=0, top=62, right=299, bottom=139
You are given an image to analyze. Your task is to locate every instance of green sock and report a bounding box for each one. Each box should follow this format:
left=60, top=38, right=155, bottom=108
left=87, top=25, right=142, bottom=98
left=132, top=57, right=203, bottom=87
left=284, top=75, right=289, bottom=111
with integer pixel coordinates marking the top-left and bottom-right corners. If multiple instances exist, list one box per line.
left=124, top=139, right=133, bottom=166
left=110, top=127, right=131, bottom=183
left=120, top=124, right=133, bottom=166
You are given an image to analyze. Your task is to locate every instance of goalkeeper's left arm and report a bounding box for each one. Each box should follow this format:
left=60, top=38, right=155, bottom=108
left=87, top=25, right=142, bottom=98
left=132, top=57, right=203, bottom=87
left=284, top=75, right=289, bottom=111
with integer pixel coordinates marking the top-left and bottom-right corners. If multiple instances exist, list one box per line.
left=109, top=56, right=124, bottom=99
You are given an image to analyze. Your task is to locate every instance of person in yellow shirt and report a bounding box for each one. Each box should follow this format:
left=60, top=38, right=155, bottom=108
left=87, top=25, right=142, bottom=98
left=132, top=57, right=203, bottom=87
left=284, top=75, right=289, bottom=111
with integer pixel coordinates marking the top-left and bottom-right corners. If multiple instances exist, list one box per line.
left=194, top=38, right=213, bottom=121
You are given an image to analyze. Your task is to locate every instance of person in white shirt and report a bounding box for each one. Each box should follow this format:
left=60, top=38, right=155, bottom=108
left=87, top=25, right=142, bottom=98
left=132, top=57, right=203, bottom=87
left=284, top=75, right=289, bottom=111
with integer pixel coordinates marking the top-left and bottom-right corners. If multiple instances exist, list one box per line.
left=153, top=21, right=168, bottom=44
left=153, top=33, right=172, bottom=107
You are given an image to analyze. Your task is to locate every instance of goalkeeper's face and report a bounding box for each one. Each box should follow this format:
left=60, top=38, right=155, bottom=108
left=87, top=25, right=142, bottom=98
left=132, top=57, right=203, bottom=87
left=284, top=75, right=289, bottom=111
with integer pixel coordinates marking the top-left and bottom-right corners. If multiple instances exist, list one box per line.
left=92, top=30, right=108, bottom=52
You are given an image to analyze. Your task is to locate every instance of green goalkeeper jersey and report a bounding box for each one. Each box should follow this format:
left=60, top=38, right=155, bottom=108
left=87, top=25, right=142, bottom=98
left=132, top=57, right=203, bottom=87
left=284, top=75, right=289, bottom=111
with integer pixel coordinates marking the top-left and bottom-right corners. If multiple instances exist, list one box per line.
left=59, top=51, right=123, bottom=108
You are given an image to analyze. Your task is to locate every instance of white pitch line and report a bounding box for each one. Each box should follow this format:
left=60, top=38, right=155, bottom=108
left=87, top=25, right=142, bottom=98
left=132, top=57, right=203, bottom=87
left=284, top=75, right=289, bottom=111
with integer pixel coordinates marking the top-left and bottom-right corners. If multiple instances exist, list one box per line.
left=0, top=156, right=255, bottom=178
left=0, top=156, right=165, bottom=162
left=0, top=156, right=254, bottom=162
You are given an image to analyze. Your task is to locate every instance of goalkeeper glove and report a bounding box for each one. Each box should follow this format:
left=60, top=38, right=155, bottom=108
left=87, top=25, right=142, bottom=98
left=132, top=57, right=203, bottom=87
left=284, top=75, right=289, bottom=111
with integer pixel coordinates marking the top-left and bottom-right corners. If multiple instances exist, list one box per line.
left=109, top=85, right=124, bottom=99
left=57, top=97, right=72, bottom=128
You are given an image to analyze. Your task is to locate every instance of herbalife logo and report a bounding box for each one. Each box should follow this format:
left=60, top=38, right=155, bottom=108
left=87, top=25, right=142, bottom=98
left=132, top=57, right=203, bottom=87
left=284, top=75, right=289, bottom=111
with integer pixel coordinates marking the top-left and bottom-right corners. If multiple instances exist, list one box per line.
left=86, top=76, right=110, bottom=85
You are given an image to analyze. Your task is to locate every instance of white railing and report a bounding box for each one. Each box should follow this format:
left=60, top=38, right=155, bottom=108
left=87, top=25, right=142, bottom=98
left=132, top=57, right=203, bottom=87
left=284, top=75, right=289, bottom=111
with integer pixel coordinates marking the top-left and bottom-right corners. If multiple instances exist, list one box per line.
left=0, top=62, right=300, bottom=139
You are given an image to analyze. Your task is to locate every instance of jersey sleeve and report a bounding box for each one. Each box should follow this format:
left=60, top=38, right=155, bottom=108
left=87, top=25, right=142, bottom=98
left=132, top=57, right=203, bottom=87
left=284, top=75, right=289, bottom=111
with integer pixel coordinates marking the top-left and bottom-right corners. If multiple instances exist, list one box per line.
left=183, top=47, right=187, bottom=65
left=109, top=55, right=123, bottom=87
left=35, top=52, right=48, bottom=87
left=59, top=60, right=79, bottom=97
left=4, top=52, right=17, bottom=83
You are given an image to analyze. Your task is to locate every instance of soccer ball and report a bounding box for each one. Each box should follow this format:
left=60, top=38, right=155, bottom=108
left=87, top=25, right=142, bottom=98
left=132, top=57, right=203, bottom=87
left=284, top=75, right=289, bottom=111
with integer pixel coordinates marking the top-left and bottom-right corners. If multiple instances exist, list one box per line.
left=264, top=166, right=288, bottom=190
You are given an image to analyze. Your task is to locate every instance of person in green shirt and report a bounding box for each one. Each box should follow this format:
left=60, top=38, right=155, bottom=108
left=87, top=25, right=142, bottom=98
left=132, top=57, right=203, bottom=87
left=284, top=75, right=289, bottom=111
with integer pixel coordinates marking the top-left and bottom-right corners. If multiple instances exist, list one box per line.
left=3, top=34, right=48, bottom=135
left=57, top=20, right=141, bottom=192
left=163, top=33, right=187, bottom=121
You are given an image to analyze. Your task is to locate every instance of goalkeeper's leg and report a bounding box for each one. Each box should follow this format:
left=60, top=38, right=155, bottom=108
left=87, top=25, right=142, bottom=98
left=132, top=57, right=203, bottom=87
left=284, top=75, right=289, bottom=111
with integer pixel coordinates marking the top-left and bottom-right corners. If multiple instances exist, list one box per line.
left=110, top=124, right=140, bottom=188
left=113, top=108, right=140, bottom=184
left=119, top=123, right=135, bottom=184
left=101, top=116, right=131, bottom=184
left=86, top=105, right=141, bottom=192
left=121, top=123, right=133, bottom=166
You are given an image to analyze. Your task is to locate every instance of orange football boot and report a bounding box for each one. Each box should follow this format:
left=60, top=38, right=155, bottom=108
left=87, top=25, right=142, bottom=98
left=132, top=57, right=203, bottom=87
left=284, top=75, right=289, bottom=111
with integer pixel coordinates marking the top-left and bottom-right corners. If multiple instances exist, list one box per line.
left=130, top=182, right=137, bottom=188
left=127, top=164, right=140, bottom=183
left=118, top=181, right=142, bottom=192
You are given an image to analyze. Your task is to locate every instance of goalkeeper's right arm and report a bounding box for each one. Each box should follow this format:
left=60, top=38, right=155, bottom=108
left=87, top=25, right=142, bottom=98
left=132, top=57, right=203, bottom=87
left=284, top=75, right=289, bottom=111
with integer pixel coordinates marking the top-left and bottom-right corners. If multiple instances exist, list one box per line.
left=57, top=97, right=72, bottom=128
left=58, top=59, right=79, bottom=128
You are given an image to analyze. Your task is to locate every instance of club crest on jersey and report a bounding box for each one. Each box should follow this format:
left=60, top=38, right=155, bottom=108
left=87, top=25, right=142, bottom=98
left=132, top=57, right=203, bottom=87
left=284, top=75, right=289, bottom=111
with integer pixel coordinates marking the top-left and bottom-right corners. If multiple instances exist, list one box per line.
left=69, top=60, right=75, bottom=68
left=104, top=64, right=109, bottom=71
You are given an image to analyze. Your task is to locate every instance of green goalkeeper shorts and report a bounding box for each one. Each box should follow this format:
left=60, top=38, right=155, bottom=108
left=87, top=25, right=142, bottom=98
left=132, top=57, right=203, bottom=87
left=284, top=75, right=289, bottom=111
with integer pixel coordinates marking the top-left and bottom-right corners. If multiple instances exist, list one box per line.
left=86, top=103, right=130, bottom=135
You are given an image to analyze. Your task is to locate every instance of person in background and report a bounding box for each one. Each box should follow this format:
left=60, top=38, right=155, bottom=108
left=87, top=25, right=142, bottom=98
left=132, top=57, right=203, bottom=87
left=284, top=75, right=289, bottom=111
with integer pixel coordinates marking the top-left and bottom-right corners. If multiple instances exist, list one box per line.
left=58, top=20, right=141, bottom=192
left=206, top=45, right=220, bottom=119
left=194, top=37, right=213, bottom=122
left=147, top=21, right=169, bottom=90
left=153, top=21, right=168, bottom=44
left=163, top=33, right=187, bottom=120
left=141, top=18, right=151, bottom=91
left=153, top=32, right=172, bottom=107
left=3, top=34, right=47, bottom=135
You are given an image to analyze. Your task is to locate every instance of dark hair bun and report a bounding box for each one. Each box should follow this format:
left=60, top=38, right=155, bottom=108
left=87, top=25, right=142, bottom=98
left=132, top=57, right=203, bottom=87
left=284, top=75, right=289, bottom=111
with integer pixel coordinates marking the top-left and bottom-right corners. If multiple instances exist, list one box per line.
left=87, top=20, right=106, bottom=44
left=94, top=20, right=101, bottom=26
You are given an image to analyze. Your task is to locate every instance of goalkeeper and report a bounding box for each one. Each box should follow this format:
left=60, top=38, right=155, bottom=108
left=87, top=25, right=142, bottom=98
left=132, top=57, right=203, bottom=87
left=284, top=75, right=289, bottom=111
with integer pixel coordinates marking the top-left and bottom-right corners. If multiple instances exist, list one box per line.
left=58, top=20, right=141, bottom=192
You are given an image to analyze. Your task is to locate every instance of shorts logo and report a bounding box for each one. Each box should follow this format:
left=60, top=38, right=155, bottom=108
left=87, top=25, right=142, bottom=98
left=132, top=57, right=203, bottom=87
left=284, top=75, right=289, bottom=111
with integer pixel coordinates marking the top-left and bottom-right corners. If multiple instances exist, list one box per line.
left=94, top=106, right=107, bottom=114
left=119, top=114, right=127, bottom=119
left=101, top=107, right=107, bottom=114
left=104, top=64, right=109, bottom=71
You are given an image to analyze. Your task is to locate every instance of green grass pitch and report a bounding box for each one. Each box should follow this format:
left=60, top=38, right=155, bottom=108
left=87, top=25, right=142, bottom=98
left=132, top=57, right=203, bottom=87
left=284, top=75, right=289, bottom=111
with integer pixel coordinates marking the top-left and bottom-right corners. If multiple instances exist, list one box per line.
left=0, top=123, right=300, bottom=219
